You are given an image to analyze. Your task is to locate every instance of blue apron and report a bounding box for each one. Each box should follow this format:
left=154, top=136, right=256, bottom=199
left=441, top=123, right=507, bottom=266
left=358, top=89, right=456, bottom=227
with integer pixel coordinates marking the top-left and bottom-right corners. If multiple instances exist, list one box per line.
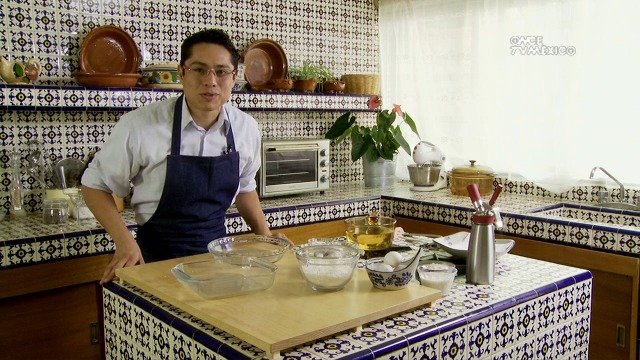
left=137, top=95, right=240, bottom=262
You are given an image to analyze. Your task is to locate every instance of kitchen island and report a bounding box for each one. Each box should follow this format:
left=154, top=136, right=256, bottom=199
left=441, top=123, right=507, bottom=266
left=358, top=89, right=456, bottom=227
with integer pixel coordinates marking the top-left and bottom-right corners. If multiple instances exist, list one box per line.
left=103, top=250, right=592, bottom=359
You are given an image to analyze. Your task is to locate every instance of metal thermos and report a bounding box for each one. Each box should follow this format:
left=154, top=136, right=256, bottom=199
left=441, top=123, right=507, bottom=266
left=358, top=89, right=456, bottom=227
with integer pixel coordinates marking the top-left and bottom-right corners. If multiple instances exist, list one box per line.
left=466, top=212, right=496, bottom=285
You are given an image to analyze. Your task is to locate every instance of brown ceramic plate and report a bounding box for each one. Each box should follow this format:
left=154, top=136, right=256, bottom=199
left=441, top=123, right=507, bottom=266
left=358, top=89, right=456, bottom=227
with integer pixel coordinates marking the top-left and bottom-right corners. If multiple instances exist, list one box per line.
left=73, top=72, right=141, bottom=87
left=79, top=25, right=141, bottom=74
left=243, top=39, right=288, bottom=87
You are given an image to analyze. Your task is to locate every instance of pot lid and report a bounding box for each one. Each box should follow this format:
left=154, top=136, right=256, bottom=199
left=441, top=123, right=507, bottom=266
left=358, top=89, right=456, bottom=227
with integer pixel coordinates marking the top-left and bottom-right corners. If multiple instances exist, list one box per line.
left=142, top=62, right=179, bottom=71
left=450, top=160, right=494, bottom=176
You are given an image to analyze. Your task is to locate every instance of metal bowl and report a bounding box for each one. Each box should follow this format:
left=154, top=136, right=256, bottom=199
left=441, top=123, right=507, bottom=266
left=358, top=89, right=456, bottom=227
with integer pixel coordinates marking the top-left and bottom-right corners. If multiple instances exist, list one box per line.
left=207, top=235, right=291, bottom=265
left=408, top=163, right=442, bottom=186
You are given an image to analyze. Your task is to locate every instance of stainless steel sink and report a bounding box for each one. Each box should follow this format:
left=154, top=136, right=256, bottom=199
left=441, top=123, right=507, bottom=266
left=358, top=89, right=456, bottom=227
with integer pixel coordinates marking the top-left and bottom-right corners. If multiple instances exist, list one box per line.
left=529, top=203, right=640, bottom=228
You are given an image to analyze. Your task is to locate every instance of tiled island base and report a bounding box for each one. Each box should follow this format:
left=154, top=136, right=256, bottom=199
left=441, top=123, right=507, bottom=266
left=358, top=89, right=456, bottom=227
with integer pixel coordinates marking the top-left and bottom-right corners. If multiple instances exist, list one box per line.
left=103, top=254, right=591, bottom=360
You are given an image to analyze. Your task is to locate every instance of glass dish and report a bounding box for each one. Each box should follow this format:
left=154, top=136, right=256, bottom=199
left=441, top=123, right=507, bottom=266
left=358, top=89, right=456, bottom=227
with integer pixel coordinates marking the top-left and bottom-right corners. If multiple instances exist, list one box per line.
left=207, top=234, right=291, bottom=265
left=171, top=258, right=277, bottom=299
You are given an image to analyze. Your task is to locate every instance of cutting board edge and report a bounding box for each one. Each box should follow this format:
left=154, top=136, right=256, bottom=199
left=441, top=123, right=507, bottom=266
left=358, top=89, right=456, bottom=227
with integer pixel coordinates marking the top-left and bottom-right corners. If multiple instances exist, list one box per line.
left=267, top=288, right=441, bottom=354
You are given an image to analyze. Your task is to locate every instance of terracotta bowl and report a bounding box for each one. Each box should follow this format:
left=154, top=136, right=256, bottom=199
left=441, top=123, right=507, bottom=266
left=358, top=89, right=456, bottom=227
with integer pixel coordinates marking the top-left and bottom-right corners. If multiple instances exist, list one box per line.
left=323, top=80, right=346, bottom=94
left=270, top=78, right=294, bottom=91
left=293, top=78, right=318, bottom=93
left=73, top=72, right=141, bottom=88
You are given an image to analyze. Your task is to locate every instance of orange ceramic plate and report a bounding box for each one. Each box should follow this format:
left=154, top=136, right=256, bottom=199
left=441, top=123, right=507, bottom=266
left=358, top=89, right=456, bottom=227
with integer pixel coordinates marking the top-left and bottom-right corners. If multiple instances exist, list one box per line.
left=243, top=39, right=288, bottom=88
left=79, top=25, right=141, bottom=74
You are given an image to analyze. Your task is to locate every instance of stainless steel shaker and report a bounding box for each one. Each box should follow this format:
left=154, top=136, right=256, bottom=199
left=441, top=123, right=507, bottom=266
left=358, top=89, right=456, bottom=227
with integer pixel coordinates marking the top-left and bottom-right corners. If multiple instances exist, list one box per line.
left=466, top=212, right=496, bottom=285
left=465, top=183, right=504, bottom=285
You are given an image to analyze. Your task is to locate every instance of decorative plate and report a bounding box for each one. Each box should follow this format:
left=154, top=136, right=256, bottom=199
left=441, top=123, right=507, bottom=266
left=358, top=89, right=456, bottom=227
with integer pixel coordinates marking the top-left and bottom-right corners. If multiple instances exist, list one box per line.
left=79, top=25, right=142, bottom=74
left=243, top=39, right=288, bottom=88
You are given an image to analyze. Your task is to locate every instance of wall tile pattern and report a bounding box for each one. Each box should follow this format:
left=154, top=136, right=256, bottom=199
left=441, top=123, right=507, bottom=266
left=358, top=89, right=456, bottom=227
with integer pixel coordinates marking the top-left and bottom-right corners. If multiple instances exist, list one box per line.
left=0, top=0, right=380, bottom=213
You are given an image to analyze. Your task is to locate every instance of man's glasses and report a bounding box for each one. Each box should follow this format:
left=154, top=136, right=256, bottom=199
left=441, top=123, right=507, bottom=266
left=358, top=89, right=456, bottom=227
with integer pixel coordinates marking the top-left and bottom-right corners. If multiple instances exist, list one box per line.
left=183, top=65, right=236, bottom=80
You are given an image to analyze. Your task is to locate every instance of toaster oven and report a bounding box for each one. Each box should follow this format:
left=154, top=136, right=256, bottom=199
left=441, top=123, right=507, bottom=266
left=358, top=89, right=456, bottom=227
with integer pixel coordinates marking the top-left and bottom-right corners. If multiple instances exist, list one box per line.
left=257, top=138, right=330, bottom=198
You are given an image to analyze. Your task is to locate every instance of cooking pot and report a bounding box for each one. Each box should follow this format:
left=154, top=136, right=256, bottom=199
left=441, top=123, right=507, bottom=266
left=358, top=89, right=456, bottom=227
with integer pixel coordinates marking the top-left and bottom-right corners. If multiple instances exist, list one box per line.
left=449, top=160, right=495, bottom=196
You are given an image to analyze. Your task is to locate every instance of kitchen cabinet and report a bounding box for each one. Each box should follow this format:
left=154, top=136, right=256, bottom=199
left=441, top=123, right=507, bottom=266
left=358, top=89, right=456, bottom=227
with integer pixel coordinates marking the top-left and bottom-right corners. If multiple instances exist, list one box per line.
left=0, top=254, right=111, bottom=360
left=395, top=216, right=640, bottom=360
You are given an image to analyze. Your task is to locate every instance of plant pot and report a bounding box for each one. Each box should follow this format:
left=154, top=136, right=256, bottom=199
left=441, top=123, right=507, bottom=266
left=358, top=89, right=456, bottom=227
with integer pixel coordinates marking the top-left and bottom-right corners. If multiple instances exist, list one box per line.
left=323, top=80, right=346, bottom=94
left=362, top=155, right=397, bottom=187
left=293, top=78, right=318, bottom=93
left=270, top=78, right=294, bottom=91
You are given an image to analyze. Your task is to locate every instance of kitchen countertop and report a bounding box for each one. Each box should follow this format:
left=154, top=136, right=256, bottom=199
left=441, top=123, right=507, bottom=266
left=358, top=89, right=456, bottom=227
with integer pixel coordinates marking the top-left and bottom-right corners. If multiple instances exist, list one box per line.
left=103, top=238, right=593, bottom=359
left=1, top=178, right=638, bottom=269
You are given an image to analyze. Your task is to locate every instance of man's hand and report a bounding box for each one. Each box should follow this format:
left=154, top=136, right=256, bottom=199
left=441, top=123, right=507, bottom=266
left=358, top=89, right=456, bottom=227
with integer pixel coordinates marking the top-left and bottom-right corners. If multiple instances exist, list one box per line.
left=100, top=240, right=145, bottom=284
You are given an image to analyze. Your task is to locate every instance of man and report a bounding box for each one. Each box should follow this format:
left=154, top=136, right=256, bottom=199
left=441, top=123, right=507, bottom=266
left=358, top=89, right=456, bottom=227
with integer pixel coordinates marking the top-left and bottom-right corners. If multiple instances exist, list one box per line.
left=82, top=28, right=282, bottom=284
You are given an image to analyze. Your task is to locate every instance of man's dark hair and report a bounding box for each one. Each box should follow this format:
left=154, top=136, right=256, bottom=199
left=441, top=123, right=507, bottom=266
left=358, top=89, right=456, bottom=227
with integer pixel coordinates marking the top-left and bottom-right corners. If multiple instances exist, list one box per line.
left=180, top=29, right=240, bottom=69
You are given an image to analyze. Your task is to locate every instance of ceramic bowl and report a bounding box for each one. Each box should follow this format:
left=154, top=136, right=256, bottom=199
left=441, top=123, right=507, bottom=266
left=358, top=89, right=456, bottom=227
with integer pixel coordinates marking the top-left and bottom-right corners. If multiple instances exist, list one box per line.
left=79, top=25, right=141, bottom=74
left=172, top=258, right=277, bottom=299
left=139, top=62, right=181, bottom=89
left=294, top=244, right=360, bottom=292
left=72, top=72, right=141, bottom=87
left=365, top=248, right=422, bottom=290
left=207, top=235, right=291, bottom=265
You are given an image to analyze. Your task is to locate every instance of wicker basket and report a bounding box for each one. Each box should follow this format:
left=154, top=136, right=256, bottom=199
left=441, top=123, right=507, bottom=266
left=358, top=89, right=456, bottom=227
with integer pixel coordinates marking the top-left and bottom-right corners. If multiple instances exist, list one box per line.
left=341, top=74, right=381, bottom=95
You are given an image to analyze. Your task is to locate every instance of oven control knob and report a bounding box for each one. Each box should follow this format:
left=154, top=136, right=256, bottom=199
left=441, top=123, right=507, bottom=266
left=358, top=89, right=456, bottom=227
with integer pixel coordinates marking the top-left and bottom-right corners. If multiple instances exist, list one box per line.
left=320, top=149, right=327, bottom=156
left=320, top=160, right=327, bottom=167
left=320, top=175, right=327, bottom=182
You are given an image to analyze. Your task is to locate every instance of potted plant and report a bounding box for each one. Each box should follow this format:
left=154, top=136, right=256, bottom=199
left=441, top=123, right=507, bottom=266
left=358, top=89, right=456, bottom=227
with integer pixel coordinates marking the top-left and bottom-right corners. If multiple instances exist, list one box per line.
left=288, top=61, right=333, bottom=93
left=322, top=70, right=346, bottom=94
left=325, top=95, right=421, bottom=186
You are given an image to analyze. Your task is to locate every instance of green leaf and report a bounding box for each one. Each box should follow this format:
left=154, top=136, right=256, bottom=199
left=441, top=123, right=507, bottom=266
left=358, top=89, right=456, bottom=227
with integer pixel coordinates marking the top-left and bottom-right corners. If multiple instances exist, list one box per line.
left=350, top=130, right=373, bottom=162
left=365, top=147, right=381, bottom=162
left=325, top=112, right=356, bottom=140
left=403, top=113, right=420, bottom=138
left=13, top=63, right=25, bottom=77
left=393, top=126, right=412, bottom=155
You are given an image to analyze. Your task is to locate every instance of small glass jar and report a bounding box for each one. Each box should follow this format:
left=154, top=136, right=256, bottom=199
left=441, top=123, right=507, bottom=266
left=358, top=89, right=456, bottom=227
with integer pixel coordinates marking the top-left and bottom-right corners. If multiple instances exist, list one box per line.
left=42, top=199, right=69, bottom=225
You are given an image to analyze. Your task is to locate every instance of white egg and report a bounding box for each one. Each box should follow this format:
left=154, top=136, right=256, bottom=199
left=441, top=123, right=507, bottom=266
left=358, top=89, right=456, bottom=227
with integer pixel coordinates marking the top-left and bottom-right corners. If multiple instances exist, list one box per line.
left=384, top=251, right=403, bottom=268
left=370, top=263, right=394, bottom=272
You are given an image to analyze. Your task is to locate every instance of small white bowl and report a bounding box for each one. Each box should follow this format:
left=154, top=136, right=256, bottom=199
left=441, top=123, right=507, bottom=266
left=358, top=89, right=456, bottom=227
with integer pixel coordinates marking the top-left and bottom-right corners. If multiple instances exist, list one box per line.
left=365, top=248, right=422, bottom=290
left=417, top=261, right=457, bottom=296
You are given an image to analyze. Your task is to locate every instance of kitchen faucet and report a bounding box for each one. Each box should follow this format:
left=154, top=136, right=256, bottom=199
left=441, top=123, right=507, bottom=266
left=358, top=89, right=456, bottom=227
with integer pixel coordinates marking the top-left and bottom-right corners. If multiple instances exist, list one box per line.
left=589, top=166, right=627, bottom=203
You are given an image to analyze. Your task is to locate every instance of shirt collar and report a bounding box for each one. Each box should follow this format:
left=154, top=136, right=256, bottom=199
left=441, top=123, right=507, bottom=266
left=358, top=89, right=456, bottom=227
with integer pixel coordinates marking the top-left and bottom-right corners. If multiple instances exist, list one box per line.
left=180, top=97, right=230, bottom=134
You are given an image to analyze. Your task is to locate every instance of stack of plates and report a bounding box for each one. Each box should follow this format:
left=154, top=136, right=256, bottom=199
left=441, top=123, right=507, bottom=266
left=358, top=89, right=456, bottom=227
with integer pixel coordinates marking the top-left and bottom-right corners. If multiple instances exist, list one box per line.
left=73, top=25, right=142, bottom=87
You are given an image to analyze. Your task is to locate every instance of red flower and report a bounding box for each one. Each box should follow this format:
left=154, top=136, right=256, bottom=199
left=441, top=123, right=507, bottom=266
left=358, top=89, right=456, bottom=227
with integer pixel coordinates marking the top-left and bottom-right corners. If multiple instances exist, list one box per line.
left=392, top=104, right=403, bottom=118
left=368, top=95, right=382, bottom=109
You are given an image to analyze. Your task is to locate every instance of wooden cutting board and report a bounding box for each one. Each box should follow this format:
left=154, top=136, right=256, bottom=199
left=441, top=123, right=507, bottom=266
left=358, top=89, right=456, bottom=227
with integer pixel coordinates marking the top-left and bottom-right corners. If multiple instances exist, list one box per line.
left=116, top=252, right=441, bottom=359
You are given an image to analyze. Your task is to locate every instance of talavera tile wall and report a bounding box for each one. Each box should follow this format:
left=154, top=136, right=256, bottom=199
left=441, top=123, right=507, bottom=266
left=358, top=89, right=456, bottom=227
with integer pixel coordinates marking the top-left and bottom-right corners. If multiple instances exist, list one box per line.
left=0, top=0, right=381, bottom=214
